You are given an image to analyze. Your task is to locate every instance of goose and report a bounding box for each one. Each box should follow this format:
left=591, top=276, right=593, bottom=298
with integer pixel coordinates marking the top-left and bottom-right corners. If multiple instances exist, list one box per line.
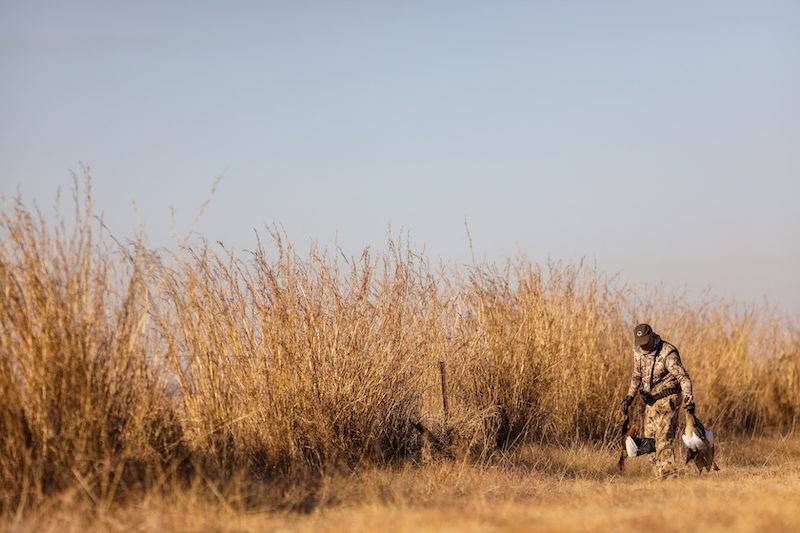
left=681, top=411, right=720, bottom=474
left=625, top=431, right=656, bottom=458
left=620, top=421, right=655, bottom=464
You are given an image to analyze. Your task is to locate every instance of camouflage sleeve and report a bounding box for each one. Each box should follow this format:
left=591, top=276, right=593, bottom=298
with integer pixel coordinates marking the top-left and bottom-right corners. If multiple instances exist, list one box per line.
left=626, top=352, right=641, bottom=397
left=665, top=350, right=693, bottom=399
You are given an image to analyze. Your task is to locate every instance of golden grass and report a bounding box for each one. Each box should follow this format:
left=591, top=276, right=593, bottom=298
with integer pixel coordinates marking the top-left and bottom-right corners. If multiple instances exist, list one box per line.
left=1, top=175, right=799, bottom=524
left=10, top=436, right=800, bottom=532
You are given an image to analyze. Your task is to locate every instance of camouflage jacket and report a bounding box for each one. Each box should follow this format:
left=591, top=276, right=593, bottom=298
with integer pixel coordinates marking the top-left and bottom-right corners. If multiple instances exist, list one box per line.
left=626, top=335, right=693, bottom=400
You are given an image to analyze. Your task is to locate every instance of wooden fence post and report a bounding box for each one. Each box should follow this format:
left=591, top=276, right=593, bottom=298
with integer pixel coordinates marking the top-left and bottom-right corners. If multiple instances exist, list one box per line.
left=439, top=360, right=449, bottom=421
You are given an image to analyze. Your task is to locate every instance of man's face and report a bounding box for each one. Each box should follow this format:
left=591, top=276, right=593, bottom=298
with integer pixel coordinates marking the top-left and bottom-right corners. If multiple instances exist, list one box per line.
left=640, top=337, right=655, bottom=352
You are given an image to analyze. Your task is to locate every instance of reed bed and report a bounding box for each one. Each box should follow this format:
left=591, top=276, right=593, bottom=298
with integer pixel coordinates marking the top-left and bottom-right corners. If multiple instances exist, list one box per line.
left=1, top=178, right=798, bottom=514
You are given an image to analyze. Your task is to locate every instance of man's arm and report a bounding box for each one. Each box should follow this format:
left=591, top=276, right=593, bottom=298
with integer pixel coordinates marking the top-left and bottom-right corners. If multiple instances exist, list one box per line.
left=626, top=352, right=642, bottom=398
left=665, top=350, right=693, bottom=401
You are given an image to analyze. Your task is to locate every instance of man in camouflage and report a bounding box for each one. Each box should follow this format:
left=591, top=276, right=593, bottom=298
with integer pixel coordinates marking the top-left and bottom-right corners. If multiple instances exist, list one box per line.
left=620, top=323, right=694, bottom=478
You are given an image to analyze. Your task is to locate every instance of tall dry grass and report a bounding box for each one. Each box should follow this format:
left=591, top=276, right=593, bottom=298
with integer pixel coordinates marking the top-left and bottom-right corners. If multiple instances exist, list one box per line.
left=0, top=183, right=178, bottom=513
left=1, top=177, right=798, bottom=514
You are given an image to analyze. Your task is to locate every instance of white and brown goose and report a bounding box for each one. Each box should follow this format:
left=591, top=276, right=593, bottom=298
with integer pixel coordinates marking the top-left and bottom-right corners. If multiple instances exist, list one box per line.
left=682, top=411, right=720, bottom=474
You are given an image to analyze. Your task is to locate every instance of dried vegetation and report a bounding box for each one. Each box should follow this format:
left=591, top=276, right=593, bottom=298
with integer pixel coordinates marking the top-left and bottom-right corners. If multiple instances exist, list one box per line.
left=1, top=177, right=798, bottom=522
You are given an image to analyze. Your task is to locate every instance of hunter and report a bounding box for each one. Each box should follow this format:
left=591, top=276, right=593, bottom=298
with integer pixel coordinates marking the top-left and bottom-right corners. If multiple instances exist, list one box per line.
left=620, top=323, right=694, bottom=478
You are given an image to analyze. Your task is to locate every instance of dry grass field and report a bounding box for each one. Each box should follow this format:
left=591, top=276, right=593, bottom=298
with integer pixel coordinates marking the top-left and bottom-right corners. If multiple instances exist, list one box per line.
left=10, top=437, right=800, bottom=532
left=2, top=177, right=799, bottom=531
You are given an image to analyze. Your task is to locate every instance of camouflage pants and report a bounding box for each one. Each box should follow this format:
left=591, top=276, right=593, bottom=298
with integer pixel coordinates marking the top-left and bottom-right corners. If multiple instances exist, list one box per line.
left=643, top=393, right=682, bottom=478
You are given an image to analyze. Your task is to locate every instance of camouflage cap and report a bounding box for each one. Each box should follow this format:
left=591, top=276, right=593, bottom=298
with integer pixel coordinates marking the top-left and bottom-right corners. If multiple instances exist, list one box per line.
left=634, top=323, right=654, bottom=347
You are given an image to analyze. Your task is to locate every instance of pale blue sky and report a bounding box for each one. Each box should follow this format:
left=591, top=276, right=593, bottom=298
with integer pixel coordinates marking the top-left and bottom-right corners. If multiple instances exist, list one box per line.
left=1, top=1, right=798, bottom=315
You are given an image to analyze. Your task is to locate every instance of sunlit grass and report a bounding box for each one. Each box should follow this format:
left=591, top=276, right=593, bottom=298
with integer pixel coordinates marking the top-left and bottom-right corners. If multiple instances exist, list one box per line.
left=2, top=175, right=798, bottom=524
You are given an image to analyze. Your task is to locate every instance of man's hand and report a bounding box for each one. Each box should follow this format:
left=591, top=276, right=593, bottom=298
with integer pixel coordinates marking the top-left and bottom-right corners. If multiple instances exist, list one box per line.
left=684, top=395, right=695, bottom=414
left=620, top=395, right=634, bottom=416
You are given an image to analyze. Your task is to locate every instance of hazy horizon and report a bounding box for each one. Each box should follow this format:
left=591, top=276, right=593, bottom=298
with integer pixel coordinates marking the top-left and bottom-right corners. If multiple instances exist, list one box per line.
left=1, top=1, right=798, bottom=316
